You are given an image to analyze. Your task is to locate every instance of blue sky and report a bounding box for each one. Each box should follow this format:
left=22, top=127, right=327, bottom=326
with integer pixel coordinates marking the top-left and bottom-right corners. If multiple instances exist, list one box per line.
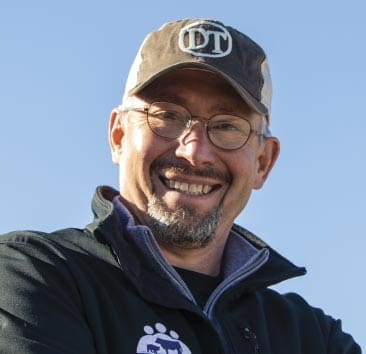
left=1, top=0, right=365, bottom=348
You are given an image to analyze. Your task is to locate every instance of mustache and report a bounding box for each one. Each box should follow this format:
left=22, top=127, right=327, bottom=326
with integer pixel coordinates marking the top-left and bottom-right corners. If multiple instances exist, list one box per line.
left=151, top=159, right=232, bottom=183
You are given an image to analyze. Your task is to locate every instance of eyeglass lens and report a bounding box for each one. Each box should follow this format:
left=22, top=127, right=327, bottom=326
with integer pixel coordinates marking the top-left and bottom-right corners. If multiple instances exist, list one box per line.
left=147, top=102, right=252, bottom=150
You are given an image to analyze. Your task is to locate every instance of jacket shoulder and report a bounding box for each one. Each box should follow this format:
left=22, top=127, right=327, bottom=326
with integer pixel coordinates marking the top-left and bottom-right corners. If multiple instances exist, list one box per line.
left=0, top=227, right=116, bottom=266
left=1, top=228, right=89, bottom=251
left=257, top=289, right=361, bottom=353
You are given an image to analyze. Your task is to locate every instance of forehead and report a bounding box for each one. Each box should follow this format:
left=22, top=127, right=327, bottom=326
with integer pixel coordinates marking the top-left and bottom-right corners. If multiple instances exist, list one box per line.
left=136, top=68, right=255, bottom=115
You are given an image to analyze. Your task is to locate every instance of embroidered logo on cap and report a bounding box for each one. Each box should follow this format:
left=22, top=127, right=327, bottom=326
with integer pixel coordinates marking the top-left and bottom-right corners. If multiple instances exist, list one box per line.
left=136, top=322, right=191, bottom=354
left=178, top=21, right=232, bottom=58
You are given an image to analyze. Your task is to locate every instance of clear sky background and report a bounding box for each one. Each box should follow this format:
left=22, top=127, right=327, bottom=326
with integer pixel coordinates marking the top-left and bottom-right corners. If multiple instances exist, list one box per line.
left=1, top=0, right=365, bottom=349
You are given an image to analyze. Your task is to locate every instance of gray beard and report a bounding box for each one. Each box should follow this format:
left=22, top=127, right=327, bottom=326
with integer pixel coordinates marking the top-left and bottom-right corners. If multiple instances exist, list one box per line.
left=146, top=194, right=221, bottom=249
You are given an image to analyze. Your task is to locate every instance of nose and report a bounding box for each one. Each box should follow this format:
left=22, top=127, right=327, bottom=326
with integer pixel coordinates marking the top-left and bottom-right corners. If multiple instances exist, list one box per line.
left=175, top=122, right=216, bottom=166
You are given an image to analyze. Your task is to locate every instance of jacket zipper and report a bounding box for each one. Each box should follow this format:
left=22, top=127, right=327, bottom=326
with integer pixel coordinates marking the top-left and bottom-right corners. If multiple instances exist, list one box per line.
left=243, top=327, right=260, bottom=354
left=203, top=249, right=269, bottom=353
left=204, top=248, right=269, bottom=316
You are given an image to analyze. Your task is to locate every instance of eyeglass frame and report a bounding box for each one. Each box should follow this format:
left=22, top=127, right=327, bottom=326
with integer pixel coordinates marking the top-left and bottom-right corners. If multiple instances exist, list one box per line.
left=119, top=101, right=271, bottom=151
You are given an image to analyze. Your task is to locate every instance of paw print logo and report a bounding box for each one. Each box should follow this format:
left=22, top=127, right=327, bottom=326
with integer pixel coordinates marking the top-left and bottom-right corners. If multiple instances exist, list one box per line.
left=136, top=322, right=191, bottom=354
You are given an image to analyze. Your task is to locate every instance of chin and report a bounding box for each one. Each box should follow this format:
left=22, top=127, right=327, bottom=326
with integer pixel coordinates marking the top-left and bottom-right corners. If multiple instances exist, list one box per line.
left=146, top=194, right=222, bottom=249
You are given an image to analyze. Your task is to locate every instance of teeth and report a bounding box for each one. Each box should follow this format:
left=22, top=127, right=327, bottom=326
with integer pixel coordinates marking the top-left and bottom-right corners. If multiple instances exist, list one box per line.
left=165, top=179, right=213, bottom=195
left=189, top=184, right=202, bottom=194
left=203, top=185, right=210, bottom=194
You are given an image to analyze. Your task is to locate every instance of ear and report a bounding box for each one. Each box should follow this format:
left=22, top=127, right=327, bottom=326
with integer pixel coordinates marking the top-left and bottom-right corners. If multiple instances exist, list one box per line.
left=109, top=109, right=125, bottom=165
left=253, top=137, right=280, bottom=189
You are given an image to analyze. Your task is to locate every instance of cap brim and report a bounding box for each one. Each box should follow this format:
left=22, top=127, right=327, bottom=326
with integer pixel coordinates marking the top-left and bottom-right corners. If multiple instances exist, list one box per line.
left=128, top=62, right=269, bottom=117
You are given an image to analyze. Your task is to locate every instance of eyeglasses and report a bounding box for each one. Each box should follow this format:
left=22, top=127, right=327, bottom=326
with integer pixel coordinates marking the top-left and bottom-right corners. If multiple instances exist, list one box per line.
left=122, top=102, right=268, bottom=150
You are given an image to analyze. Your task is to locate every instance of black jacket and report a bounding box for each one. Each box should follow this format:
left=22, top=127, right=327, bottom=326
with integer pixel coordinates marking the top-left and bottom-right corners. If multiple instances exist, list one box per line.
left=0, top=186, right=361, bottom=353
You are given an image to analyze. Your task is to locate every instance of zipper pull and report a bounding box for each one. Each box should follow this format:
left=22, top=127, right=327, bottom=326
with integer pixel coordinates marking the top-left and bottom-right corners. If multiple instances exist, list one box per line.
left=243, top=327, right=260, bottom=354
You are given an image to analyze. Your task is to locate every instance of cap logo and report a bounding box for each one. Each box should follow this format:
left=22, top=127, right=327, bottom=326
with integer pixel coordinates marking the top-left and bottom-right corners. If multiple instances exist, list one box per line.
left=178, top=21, right=232, bottom=58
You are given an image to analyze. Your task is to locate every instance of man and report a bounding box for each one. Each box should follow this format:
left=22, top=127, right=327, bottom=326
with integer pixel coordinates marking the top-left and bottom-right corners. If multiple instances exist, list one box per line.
left=0, top=19, right=360, bottom=353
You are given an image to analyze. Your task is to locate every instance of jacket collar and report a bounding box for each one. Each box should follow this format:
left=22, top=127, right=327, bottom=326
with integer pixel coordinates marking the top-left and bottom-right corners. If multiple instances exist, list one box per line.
left=86, top=186, right=306, bottom=305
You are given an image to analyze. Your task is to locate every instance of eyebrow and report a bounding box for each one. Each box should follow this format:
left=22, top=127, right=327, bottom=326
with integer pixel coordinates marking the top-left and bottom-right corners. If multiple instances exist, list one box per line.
left=210, top=103, right=244, bottom=114
left=141, top=86, right=250, bottom=116
left=149, top=93, right=244, bottom=114
left=149, top=92, right=187, bottom=106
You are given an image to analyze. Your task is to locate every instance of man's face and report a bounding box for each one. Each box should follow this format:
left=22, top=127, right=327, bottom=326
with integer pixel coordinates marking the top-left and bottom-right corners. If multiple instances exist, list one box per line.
left=109, top=69, right=279, bottom=249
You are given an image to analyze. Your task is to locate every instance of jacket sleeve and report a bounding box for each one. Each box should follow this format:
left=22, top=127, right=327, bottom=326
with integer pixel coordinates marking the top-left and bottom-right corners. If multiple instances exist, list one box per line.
left=286, top=293, right=362, bottom=354
left=326, top=317, right=362, bottom=354
left=0, top=232, right=96, bottom=354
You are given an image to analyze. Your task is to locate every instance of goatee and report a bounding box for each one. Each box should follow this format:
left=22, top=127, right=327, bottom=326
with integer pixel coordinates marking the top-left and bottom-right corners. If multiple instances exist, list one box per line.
left=146, top=194, right=221, bottom=249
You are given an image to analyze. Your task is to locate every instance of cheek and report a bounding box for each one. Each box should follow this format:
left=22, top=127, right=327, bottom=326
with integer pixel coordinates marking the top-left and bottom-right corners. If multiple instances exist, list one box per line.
left=118, top=127, right=168, bottom=196
left=121, top=125, right=157, bottom=162
left=131, top=127, right=149, bottom=152
left=222, top=151, right=258, bottom=208
left=229, top=148, right=258, bottom=185
left=122, top=130, right=152, bottom=176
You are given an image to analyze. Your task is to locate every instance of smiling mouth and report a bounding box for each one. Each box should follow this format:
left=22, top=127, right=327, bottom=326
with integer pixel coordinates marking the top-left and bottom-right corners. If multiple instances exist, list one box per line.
left=161, top=177, right=217, bottom=195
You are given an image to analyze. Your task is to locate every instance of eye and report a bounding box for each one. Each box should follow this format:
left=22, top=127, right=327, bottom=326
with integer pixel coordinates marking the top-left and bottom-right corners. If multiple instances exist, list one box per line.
left=210, top=120, right=243, bottom=132
left=210, top=115, right=251, bottom=134
left=152, top=110, right=187, bottom=125
left=160, top=110, right=180, bottom=121
left=210, top=122, right=240, bottom=131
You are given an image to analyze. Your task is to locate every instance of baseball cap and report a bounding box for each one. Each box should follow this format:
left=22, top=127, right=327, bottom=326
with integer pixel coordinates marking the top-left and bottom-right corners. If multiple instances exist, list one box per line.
left=122, top=19, right=272, bottom=120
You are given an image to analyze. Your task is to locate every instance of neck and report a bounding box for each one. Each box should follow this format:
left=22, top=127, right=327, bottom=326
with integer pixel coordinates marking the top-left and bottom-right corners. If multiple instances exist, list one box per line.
left=158, top=234, right=229, bottom=276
